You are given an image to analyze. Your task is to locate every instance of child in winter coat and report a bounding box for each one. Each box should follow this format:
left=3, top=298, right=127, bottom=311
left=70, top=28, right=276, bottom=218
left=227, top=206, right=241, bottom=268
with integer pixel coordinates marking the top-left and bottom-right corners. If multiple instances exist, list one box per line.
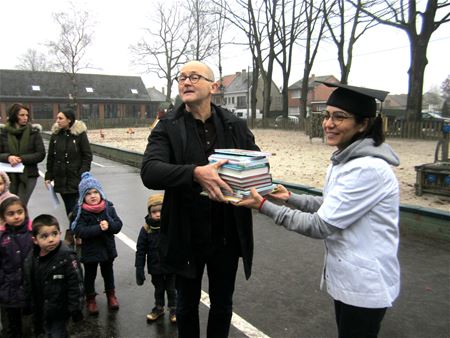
left=135, top=194, right=177, bottom=323
left=25, top=214, right=84, bottom=337
left=71, top=172, right=123, bottom=315
left=0, top=196, right=33, bottom=337
left=0, top=172, right=18, bottom=232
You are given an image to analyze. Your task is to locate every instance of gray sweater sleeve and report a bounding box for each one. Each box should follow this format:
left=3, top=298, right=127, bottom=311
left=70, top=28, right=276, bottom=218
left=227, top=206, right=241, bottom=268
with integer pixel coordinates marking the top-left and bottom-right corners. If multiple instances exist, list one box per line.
left=286, top=193, right=323, bottom=213
left=260, top=200, right=338, bottom=239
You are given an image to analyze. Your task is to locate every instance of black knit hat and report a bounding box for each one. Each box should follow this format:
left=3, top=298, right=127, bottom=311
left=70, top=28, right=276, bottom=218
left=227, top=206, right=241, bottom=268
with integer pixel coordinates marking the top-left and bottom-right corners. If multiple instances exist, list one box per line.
left=317, top=81, right=389, bottom=117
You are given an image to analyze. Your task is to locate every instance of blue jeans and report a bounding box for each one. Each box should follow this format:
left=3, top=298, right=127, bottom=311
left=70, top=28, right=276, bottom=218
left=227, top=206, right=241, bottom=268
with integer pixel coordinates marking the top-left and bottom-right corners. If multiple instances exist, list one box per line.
left=176, top=246, right=239, bottom=338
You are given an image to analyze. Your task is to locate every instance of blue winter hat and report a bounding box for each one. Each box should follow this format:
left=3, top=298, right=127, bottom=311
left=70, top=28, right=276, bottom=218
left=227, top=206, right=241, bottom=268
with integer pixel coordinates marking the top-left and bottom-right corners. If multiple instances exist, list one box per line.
left=78, top=172, right=106, bottom=204
left=71, top=172, right=106, bottom=231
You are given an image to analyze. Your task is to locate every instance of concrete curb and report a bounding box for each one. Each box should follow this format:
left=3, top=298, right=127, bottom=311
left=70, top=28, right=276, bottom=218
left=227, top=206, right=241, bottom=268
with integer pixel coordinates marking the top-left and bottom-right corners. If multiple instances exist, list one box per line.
left=42, top=132, right=450, bottom=242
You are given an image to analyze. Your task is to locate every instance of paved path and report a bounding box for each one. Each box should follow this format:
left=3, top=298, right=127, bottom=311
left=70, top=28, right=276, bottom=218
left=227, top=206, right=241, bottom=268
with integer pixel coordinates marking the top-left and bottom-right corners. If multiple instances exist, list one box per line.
left=23, top=154, right=449, bottom=337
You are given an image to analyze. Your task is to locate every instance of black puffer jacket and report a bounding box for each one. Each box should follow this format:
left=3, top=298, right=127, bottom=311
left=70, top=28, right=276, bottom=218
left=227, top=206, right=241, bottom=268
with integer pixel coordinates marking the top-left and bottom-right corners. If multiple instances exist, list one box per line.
left=73, top=201, right=123, bottom=263
left=0, top=221, right=33, bottom=308
left=24, top=242, right=84, bottom=321
left=0, top=123, right=45, bottom=178
left=135, top=216, right=166, bottom=275
left=45, top=120, right=92, bottom=194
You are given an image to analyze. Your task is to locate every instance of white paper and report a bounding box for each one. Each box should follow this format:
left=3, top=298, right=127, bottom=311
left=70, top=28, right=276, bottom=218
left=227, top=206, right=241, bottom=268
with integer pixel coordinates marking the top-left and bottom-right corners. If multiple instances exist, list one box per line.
left=0, top=162, right=24, bottom=173
left=47, top=184, right=61, bottom=209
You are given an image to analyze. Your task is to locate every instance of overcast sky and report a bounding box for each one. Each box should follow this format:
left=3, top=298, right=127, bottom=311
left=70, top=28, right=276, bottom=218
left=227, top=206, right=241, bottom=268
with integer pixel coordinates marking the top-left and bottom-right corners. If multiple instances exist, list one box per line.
left=1, top=0, right=449, bottom=96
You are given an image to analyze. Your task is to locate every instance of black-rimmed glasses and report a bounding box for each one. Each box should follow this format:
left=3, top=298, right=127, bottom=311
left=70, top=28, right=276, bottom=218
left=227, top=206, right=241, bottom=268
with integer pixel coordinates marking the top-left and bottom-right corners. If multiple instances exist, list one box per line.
left=175, top=74, right=213, bottom=84
left=322, top=111, right=354, bottom=125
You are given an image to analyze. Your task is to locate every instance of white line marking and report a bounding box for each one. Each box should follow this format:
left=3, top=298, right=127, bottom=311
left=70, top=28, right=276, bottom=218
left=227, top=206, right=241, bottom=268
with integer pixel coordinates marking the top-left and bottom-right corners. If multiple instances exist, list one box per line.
left=92, top=161, right=105, bottom=167
left=115, top=231, right=271, bottom=338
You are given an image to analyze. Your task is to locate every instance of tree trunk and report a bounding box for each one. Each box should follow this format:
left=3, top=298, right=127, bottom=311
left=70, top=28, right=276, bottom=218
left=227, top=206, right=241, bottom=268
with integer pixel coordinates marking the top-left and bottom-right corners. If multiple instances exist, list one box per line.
left=406, top=35, right=428, bottom=121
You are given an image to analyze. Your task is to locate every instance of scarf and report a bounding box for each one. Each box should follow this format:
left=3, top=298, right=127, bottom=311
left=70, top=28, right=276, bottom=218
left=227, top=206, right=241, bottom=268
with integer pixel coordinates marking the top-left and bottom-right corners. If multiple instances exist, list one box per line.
left=81, top=199, right=106, bottom=214
left=5, top=123, right=31, bottom=155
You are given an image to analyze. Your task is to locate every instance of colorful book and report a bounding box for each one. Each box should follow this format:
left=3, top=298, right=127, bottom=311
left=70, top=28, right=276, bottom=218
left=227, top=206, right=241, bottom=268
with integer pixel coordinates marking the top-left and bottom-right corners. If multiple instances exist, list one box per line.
left=220, top=173, right=272, bottom=184
left=218, top=165, right=269, bottom=178
left=210, top=156, right=269, bottom=168
left=214, top=149, right=272, bottom=158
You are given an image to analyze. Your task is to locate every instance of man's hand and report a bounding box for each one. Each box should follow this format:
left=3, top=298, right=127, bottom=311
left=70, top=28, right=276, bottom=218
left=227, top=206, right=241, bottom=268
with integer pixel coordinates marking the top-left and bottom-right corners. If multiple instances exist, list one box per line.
left=193, top=160, right=232, bottom=202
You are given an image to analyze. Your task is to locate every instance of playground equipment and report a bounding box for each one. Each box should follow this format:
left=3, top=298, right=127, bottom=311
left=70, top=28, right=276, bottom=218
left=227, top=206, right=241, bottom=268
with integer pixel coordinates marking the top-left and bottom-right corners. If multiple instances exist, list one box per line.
left=415, top=122, right=450, bottom=197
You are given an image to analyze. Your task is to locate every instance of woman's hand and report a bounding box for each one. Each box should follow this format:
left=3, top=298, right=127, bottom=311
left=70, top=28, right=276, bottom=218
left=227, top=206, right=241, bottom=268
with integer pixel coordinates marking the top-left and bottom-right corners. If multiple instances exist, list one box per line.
left=268, top=184, right=290, bottom=202
left=8, top=155, right=22, bottom=166
left=44, top=180, right=52, bottom=189
left=235, top=188, right=264, bottom=209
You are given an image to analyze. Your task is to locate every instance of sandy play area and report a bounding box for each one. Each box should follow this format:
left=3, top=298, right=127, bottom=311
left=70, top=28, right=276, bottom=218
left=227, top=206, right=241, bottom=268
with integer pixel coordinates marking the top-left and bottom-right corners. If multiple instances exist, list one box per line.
left=88, top=127, right=449, bottom=212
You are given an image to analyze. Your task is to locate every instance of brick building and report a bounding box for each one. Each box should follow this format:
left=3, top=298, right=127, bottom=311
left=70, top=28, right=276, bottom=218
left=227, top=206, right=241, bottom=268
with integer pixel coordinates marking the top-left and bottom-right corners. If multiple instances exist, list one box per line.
left=0, top=69, right=152, bottom=122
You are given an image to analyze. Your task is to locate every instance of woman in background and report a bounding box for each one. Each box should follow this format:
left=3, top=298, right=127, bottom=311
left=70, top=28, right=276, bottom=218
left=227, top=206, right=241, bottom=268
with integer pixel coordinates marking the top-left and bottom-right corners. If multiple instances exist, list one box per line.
left=45, top=109, right=92, bottom=217
left=0, top=103, right=45, bottom=206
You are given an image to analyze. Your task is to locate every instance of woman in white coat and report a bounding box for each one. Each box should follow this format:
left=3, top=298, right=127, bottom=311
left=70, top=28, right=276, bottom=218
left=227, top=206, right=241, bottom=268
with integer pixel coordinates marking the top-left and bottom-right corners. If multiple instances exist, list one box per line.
left=238, top=82, right=400, bottom=338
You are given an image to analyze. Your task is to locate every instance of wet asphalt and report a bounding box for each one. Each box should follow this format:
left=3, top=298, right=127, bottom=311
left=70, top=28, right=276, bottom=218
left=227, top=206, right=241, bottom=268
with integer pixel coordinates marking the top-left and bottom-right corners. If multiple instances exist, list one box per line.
left=21, top=155, right=449, bottom=338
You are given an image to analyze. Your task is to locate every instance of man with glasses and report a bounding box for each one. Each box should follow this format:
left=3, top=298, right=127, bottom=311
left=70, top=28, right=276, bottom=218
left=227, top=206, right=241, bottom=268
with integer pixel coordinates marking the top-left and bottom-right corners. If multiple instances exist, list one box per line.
left=141, top=60, right=260, bottom=338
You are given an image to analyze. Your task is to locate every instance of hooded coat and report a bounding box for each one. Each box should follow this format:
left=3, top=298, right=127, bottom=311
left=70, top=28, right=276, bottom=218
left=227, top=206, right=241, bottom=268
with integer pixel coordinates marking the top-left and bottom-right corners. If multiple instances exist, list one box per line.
left=261, top=138, right=401, bottom=308
left=45, top=120, right=93, bottom=194
left=0, top=220, right=33, bottom=308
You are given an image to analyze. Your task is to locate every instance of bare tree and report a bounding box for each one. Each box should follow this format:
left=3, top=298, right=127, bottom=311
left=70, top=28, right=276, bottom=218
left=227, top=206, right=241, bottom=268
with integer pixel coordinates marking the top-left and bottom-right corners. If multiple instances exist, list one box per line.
left=185, top=0, right=219, bottom=61
left=212, top=0, right=228, bottom=87
left=324, top=0, right=378, bottom=84
left=46, top=5, right=94, bottom=112
left=355, top=0, right=450, bottom=120
left=222, top=0, right=279, bottom=121
left=273, top=0, right=306, bottom=117
left=130, top=2, right=194, bottom=102
left=297, top=0, right=327, bottom=119
left=16, top=48, right=53, bottom=72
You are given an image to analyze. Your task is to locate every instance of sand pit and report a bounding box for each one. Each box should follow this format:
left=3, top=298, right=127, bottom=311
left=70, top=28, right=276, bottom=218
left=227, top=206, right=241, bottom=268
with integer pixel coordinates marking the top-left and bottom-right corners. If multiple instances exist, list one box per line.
left=88, top=127, right=449, bottom=212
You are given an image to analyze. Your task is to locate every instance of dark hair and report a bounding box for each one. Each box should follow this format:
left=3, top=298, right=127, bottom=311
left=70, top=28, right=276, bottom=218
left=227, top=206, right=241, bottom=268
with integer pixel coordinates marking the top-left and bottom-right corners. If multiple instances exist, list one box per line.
left=60, top=109, right=76, bottom=128
left=32, top=214, right=60, bottom=236
left=349, top=114, right=385, bottom=146
left=7, top=103, right=30, bottom=125
left=0, top=196, right=28, bottom=221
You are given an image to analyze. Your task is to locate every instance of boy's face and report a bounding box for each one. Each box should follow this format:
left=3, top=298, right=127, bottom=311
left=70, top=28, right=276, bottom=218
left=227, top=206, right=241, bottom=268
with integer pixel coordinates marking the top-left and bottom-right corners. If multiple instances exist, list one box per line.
left=150, top=204, right=162, bottom=221
left=84, top=188, right=101, bottom=206
left=33, top=225, right=61, bottom=256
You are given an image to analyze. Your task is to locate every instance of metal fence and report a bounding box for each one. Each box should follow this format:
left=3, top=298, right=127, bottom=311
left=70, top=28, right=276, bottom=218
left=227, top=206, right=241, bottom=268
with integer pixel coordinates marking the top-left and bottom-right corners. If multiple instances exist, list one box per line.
left=35, top=117, right=446, bottom=140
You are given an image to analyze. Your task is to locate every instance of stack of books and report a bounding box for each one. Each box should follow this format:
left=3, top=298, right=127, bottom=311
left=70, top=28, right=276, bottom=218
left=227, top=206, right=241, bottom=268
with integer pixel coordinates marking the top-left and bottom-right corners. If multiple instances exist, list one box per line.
left=208, top=148, right=276, bottom=202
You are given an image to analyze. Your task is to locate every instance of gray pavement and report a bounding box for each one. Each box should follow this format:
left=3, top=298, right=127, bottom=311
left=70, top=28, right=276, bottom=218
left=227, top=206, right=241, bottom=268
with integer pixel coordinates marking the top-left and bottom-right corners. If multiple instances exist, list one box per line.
left=24, top=155, right=449, bottom=338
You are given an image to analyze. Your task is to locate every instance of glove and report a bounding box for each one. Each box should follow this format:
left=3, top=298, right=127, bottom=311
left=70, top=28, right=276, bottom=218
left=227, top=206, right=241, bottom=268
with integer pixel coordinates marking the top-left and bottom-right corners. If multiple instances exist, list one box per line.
left=136, top=268, right=146, bottom=286
left=72, top=310, right=84, bottom=323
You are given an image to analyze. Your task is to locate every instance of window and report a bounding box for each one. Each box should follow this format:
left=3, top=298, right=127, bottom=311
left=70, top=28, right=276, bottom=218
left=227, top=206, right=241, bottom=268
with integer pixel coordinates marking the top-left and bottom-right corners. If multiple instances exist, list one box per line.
left=130, top=88, right=138, bottom=94
left=31, top=85, right=40, bottom=91
left=85, top=87, right=94, bottom=93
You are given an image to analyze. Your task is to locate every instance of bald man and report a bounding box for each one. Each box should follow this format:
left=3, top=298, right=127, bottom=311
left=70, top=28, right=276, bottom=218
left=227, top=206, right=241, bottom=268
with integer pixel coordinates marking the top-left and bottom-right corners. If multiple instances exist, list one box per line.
left=141, top=60, right=260, bottom=337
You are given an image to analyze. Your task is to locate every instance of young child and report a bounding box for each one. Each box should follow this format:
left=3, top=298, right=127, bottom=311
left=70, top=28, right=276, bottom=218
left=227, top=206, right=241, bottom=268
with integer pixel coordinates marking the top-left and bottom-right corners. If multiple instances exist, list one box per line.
left=71, top=172, right=123, bottom=315
left=0, top=196, right=33, bottom=337
left=0, top=171, right=17, bottom=206
left=25, top=214, right=84, bottom=337
left=135, top=194, right=177, bottom=323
